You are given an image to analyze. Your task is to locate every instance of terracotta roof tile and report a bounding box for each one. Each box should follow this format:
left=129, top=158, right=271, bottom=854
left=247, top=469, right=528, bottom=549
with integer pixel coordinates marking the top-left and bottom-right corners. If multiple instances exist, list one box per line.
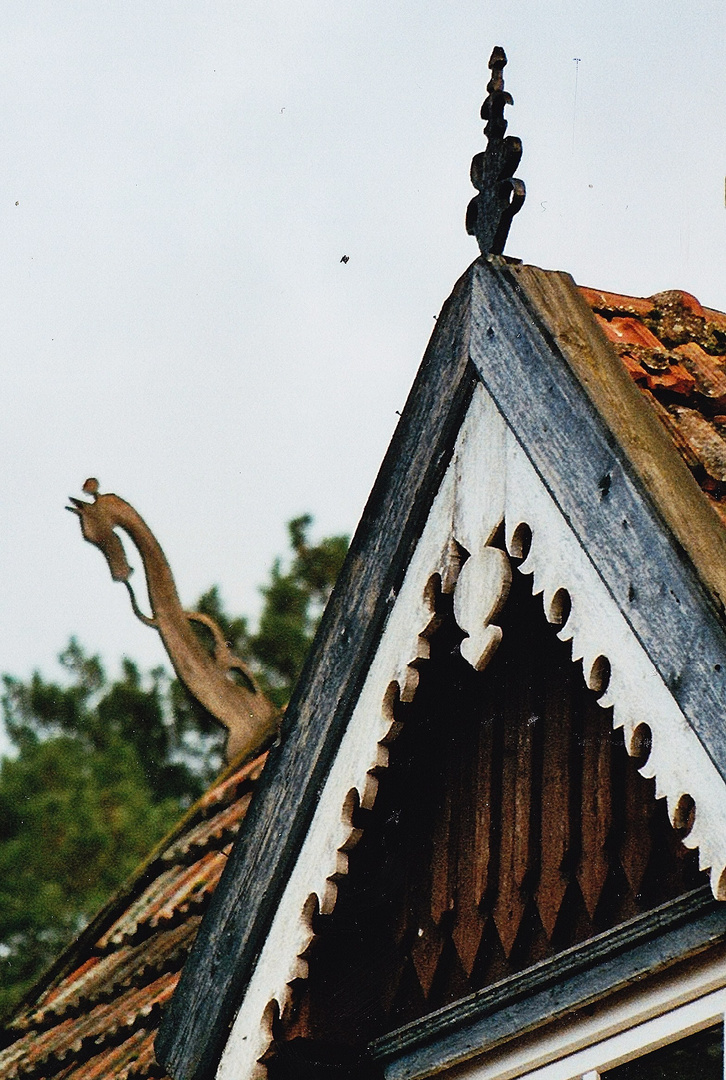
left=643, top=361, right=696, bottom=398
left=673, top=343, right=726, bottom=409
left=581, top=283, right=726, bottom=513
left=97, top=850, right=228, bottom=951
left=578, top=286, right=654, bottom=319
left=705, top=306, right=726, bottom=335
left=198, top=752, right=266, bottom=812
left=666, top=406, right=726, bottom=486
left=0, top=751, right=267, bottom=1078
left=15, top=920, right=200, bottom=1032
left=0, top=973, right=178, bottom=1079
left=618, top=351, right=649, bottom=385
left=56, top=1027, right=167, bottom=1080
left=160, top=790, right=252, bottom=865
left=597, top=315, right=663, bottom=350
left=0, top=967, right=176, bottom=1078
left=637, top=389, right=702, bottom=473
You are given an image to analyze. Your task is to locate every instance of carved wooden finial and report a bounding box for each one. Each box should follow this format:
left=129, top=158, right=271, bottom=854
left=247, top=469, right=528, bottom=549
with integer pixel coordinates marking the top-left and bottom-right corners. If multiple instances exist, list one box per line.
left=466, top=46, right=526, bottom=256
left=68, top=480, right=279, bottom=764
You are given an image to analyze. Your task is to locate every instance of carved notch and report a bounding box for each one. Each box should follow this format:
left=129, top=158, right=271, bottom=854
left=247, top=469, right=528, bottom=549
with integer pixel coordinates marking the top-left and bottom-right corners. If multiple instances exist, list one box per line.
left=466, top=46, right=526, bottom=256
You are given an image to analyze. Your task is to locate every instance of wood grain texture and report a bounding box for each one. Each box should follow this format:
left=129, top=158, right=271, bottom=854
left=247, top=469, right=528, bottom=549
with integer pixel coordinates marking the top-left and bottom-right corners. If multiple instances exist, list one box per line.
left=473, top=716, right=495, bottom=907
left=492, top=691, right=528, bottom=958
left=411, top=924, right=445, bottom=1001
left=430, top=768, right=454, bottom=927
left=159, top=255, right=726, bottom=1080
left=468, top=259, right=726, bottom=779
left=156, top=267, right=479, bottom=1080
left=577, top=709, right=612, bottom=919
left=535, top=684, right=571, bottom=938
left=516, top=266, right=726, bottom=615
left=620, top=751, right=654, bottom=897
left=451, top=715, right=493, bottom=976
left=370, top=887, right=725, bottom=1080
left=269, top=560, right=707, bottom=1064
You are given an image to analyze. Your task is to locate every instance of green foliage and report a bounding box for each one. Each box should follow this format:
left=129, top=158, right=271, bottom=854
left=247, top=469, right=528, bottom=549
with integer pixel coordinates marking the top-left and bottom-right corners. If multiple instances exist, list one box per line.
left=249, top=515, right=349, bottom=707
left=0, top=516, right=348, bottom=1018
left=0, top=731, right=178, bottom=1014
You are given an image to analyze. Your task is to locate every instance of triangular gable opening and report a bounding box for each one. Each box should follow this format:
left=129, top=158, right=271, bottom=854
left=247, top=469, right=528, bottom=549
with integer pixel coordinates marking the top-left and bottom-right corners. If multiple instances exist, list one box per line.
left=266, top=552, right=706, bottom=1075
left=161, top=265, right=726, bottom=1080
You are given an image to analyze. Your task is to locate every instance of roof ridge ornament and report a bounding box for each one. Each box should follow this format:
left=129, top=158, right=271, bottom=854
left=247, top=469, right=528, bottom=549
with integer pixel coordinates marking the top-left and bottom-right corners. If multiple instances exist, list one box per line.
left=68, top=477, right=279, bottom=764
left=466, top=46, right=526, bottom=256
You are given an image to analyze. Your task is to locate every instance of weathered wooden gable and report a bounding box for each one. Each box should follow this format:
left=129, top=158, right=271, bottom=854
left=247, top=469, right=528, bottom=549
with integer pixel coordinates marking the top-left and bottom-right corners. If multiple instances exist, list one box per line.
left=270, top=549, right=707, bottom=1071
left=158, top=259, right=726, bottom=1080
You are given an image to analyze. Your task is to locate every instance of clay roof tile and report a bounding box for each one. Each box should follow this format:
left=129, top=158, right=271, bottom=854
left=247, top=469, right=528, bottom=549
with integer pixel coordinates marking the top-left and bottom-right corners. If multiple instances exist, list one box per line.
left=578, top=286, right=654, bottom=319
left=673, top=342, right=726, bottom=408
left=581, top=284, right=726, bottom=519
left=0, top=751, right=265, bottom=1079
left=597, top=315, right=663, bottom=350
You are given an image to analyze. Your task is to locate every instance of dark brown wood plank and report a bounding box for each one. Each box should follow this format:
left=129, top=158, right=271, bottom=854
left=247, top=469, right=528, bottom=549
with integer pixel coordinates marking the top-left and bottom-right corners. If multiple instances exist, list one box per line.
left=371, top=887, right=723, bottom=1080
left=411, top=924, right=445, bottom=1002
left=535, top=674, right=571, bottom=939
left=513, top=714, right=536, bottom=892
left=492, top=718, right=520, bottom=957
left=493, top=685, right=534, bottom=957
left=473, top=715, right=495, bottom=906
left=620, top=754, right=654, bottom=897
left=156, top=266, right=479, bottom=1080
left=577, top=705, right=612, bottom=919
left=430, top=764, right=453, bottom=927
left=451, top=714, right=493, bottom=975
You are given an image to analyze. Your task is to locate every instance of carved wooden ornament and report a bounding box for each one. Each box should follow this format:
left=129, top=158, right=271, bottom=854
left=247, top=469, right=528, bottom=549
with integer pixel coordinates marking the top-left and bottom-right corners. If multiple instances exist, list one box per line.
left=454, top=547, right=511, bottom=671
left=466, top=46, right=526, bottom=256
left=217, top=381, right=726, bottom=1078
left=68, top=479, right=278, bottom=763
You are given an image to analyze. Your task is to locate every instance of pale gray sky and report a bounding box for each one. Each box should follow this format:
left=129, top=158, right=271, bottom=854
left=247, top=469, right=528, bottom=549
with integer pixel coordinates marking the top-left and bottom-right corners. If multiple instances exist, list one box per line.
left=1, top=1, right=724, bottom=752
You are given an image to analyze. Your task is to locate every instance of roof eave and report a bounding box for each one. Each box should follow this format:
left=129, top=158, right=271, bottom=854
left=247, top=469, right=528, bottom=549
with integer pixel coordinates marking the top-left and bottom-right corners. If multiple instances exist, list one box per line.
left=511, top=262, right=726, bottom=615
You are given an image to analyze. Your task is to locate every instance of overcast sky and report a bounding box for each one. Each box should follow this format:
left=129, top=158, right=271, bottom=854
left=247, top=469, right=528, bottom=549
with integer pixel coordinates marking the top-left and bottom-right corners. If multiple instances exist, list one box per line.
left=0, top=1, right=724, bottom=753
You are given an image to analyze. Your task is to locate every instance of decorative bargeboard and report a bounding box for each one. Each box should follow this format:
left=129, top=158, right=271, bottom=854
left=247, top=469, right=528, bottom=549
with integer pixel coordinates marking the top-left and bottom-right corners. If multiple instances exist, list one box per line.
left=217, top=382, right=726, bottom=1079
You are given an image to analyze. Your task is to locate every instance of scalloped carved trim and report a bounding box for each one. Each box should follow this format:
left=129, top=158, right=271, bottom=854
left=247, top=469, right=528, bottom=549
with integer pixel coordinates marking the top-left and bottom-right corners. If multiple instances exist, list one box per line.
left=216, top=394, right=506, bottom=1080
left=501, top=426, right=726, bottom=901
left=449, top=403, right=726, bottom=899
left=454, top=548, right=511, bottom=671
left=216, top=382, right=726, bottom=1080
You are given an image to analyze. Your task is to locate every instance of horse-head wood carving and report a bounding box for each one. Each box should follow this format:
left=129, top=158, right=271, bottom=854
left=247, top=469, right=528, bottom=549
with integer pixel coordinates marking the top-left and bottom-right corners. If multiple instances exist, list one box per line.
left=68, top=478, right=279, bottom=763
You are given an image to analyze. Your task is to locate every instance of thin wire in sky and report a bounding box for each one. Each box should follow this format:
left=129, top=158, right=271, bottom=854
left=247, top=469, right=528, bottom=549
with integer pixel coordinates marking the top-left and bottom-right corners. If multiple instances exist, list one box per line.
left=572, top=57, right=581, bottom=153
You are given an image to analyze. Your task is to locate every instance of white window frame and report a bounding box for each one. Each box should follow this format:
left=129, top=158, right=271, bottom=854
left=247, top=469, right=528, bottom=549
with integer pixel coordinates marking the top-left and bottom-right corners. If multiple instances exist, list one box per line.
left=452, top=947, right=726, bottom=1080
